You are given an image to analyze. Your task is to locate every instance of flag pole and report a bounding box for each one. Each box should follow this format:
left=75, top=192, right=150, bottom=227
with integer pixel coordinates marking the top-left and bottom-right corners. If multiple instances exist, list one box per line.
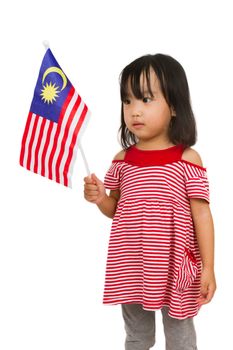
left=43, top=40, right=50, bottom=50
left=77, top=141, right=91, bottom=177
left=42, top=40, right=92, bottom=179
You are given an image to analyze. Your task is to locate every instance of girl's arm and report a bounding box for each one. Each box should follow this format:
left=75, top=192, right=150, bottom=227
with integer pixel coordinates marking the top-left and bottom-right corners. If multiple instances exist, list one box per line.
left=84, top=173, right=119, bottom=219
left=96, top=189, right=120, bottom=218
left=190, top=197, right=216, bottom=305
left=182, top=148, right=217, bottom=305
left=190, top=199, right=215, bottom=269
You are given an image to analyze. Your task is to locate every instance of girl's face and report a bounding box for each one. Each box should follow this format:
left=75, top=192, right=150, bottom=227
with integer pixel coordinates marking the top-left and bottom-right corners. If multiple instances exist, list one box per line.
left=123, top=69, right=175, bottom=146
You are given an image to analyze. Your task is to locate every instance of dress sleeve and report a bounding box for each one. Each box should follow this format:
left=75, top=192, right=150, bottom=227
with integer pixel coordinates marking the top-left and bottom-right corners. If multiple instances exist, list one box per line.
left=104, top=161, right=124, bottom=190
left=183, top=162, right=210, bottom=203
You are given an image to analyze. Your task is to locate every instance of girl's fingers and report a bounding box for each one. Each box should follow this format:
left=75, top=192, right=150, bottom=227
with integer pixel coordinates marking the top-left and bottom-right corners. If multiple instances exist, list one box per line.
left=84, top=193, right=98, bottom=201
left=85, top=184, right=98, bottom=190
left=83, top=173, right=106, bottom=204
left=84, top=190, right=99, bottom=197
left=197, top=286, right=215, bottom=305
left=206, top=288, right=215, bottom=302
left=84, top=176, right=93, bottom=183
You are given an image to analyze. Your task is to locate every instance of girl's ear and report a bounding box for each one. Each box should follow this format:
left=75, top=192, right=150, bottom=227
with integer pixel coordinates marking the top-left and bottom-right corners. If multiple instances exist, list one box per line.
left=170, top=106, right=176, bottom=117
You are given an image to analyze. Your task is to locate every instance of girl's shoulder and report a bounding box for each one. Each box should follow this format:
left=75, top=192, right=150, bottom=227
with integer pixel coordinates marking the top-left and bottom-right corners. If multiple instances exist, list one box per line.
left=181, top=147, right=204, bottom=167
left=113, top=149, right=126, bottom=161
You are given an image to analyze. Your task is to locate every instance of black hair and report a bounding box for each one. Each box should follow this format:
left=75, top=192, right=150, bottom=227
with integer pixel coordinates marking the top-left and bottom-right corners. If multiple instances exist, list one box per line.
left=118, top=53, right=197, bottom=149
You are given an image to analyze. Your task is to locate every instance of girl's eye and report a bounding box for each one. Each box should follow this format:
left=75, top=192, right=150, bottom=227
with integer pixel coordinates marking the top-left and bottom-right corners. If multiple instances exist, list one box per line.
left=123, top=99, right=130, bottom=105
left=142, top=97, right=152, bottom=103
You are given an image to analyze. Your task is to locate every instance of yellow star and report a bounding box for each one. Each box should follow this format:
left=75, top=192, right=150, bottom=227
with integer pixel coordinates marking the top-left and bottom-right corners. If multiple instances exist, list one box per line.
left=40, top=82, right=60, bottom=104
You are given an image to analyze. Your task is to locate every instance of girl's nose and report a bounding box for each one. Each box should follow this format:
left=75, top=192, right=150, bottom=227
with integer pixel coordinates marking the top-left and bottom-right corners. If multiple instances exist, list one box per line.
left=131, top=102, right=143, bottom=117
left=132, top=110, right=143, bottom=117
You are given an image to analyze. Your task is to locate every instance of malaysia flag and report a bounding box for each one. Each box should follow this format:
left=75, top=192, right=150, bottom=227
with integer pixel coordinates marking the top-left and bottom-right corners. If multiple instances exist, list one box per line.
left=19, top=48, right=90, bottom=188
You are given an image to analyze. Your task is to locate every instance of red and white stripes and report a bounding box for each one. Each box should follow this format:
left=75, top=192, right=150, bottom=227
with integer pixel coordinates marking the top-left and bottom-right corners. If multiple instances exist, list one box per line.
left=20, top=87, right=90, bottom=187
left=102, top=158, right=210, bottom=319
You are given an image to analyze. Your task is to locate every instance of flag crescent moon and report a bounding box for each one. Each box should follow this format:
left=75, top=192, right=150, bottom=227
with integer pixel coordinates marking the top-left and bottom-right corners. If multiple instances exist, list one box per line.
left=42, top=67, right=67, bottom=91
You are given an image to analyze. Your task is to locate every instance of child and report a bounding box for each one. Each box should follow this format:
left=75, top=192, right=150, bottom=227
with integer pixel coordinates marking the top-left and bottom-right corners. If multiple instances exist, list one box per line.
left=84, top=53, right=216, bottom=350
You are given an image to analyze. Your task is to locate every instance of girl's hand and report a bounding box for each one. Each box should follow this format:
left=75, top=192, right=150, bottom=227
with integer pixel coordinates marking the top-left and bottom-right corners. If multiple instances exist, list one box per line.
left=84, top=173, right=107, bottom=205
left=196, top=267, right=217, bottom=305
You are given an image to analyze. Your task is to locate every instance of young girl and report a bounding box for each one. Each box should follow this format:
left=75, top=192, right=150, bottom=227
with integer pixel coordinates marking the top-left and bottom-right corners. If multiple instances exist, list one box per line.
left=84, top=53, right=216, bottom=350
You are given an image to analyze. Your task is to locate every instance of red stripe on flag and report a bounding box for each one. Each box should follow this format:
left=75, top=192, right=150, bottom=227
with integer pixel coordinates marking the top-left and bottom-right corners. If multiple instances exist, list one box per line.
left=34, top=118, right=46, bottom=173
left=41, top=122, right=54, bottom=177
left=26, top=115, right=39, bottom=170
left=19, top=112, right=33, bottom=166
left=48, top=87, right=75, bottom=180
left=63, top=104, right=88, bottom=186
left=55, top=94, right=81, bottom=183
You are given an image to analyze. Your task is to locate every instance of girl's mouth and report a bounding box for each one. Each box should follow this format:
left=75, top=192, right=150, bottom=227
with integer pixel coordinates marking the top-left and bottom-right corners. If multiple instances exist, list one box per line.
left=132, top=123, right=144, bottom=128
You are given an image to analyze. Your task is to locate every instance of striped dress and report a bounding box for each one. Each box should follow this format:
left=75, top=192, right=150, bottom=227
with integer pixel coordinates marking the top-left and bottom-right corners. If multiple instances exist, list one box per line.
left=102, top=144, right=210, bottom=319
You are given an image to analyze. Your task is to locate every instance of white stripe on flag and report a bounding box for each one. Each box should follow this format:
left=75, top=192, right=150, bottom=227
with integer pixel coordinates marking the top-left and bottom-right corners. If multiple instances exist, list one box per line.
left=59, top=99, right=86, bottom=186
left=44, top=123, right=57, bottom=178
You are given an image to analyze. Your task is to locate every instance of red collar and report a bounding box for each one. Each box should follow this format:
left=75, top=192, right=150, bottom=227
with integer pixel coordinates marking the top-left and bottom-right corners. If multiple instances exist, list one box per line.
left=123, top=144, right=186, bottom=166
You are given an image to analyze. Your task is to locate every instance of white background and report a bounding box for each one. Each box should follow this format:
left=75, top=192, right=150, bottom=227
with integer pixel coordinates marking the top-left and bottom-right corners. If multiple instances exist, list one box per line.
left=0, top=0, right=232, bottom=349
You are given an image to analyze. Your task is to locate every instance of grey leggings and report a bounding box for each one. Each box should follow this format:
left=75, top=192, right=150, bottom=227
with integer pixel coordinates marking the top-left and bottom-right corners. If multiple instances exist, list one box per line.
left=121, top=304, right=197, bottom=350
